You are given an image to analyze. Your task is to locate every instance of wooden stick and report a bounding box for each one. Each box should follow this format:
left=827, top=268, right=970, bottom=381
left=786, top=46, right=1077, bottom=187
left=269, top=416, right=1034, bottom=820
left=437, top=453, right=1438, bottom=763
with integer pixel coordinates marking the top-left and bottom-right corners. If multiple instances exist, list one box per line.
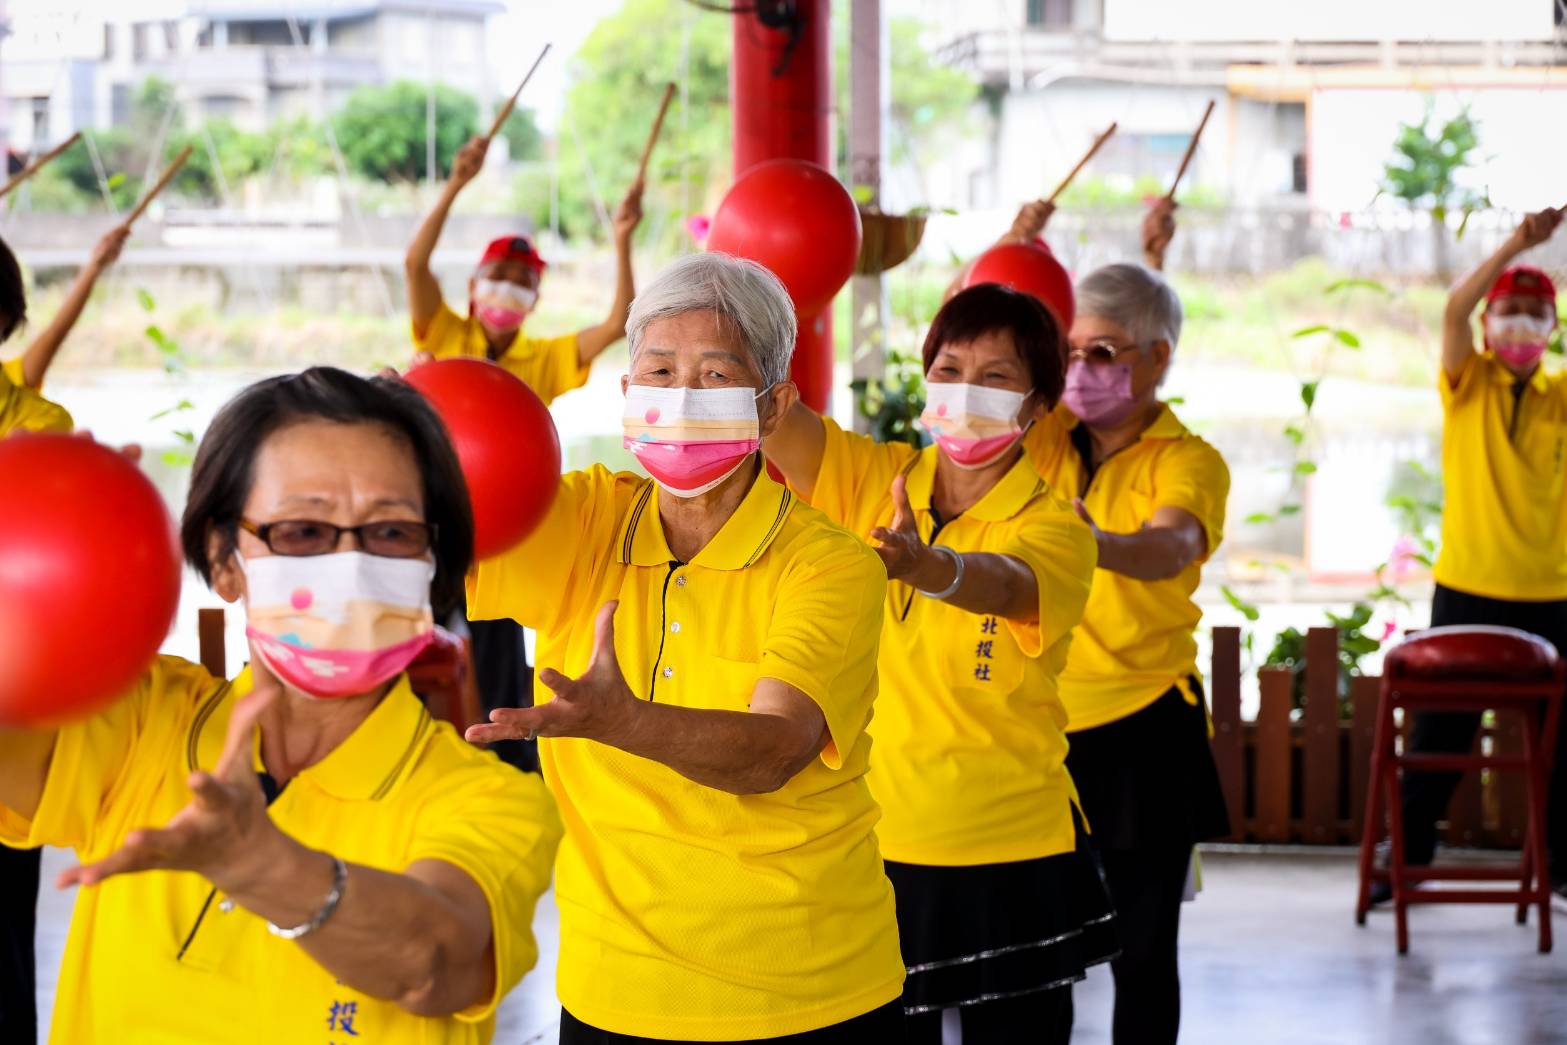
left=634, top=83, right=678, bottom=185
left=124, top=145, right=192, bottom=225
left=1166, top=101, right=1216, bottom=200
left=0, top=132, right=82, bottom=201
left=1046, top=122, right=1117, bottom=204
left=487, top=44, right=552, bottom=140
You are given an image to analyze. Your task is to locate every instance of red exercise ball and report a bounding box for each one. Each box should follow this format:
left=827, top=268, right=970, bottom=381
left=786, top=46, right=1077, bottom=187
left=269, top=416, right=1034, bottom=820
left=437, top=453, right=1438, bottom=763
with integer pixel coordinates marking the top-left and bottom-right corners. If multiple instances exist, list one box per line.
left=706, top=158, right=862, bottom=317
left=405, top=357, right=560, bottom=560
left=963, top=241, right=1076, bottom=334
left=0, top=434, right=180, bottom=726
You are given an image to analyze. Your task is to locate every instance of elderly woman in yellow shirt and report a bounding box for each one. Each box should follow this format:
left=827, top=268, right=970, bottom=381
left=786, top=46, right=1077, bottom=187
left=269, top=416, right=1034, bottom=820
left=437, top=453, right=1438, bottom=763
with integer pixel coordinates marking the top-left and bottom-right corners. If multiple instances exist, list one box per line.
left=0, top=367, right=560, bottom=1044
left=465, top=252, right=906, bottom=1042
left=1388, top=206, right=1567, bottom=905
left=767, top=283, right=1115, bottom=1045
left=1021, top=261, right=1230, bottom=1045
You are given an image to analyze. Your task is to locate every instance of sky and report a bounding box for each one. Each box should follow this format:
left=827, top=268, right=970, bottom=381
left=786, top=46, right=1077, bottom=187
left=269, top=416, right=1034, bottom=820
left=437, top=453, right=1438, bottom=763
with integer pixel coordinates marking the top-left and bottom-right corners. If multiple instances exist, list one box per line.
left=485, top=0, right=623, bottom=129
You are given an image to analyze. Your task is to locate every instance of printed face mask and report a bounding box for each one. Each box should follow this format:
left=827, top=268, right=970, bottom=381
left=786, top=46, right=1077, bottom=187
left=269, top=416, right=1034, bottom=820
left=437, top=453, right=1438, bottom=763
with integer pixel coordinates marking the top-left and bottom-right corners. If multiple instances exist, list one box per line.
left=242, top=551, right=435, bottom=699
left=472, top=278, right=538, bottom=335
left=1061, top=361, right=1139, bottom=427
left=920, top=382, right=1029, bottom=469
left=1486, top=312, right=1554, bottom=371
left=623, top=385, right=764, bottom=498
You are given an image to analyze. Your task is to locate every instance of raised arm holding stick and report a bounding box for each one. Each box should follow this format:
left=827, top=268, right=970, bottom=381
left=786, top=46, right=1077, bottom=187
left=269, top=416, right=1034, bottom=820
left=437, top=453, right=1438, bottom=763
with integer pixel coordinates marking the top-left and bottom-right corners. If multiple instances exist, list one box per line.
left=0, top=133, right=82, bottom=202
left=1142, top=102, right=1214, bottom=271
left=5, top=146, right=188, bottom=389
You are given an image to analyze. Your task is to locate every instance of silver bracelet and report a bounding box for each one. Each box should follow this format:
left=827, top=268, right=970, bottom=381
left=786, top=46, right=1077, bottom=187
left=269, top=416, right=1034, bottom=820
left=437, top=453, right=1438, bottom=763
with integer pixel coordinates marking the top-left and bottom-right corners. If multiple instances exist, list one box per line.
left=266, top=856, right=347, bottom=941
left=918, top=545, right=965, bottom=600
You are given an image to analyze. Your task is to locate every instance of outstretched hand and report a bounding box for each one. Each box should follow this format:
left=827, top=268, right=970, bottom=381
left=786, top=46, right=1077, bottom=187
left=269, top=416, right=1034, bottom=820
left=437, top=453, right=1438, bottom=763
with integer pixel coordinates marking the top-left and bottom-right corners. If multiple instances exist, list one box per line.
left=91, top=225, right=131, bottom=272
left=449, top=136, right=490, bottom=190
left=869, top=475, right=935, bottom=583
left=613, top=180, right=646, bottom=245
left=1141, top=198, right=1178, bottom=267
left=56, top=649, right=284, bottom=892
left=1005, top=199, right=1055, bottom=246
left=1513, top=207, right=1565, bottom=251
left=465, top=601, right=638, bottom=746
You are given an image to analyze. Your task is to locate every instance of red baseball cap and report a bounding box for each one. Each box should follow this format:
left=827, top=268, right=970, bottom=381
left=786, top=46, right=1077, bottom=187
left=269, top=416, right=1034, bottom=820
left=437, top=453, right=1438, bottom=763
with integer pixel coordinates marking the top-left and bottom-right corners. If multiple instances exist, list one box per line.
left=478, top=235, right=547, bottom=274
left=1487, top=265, right=1557, bottom=306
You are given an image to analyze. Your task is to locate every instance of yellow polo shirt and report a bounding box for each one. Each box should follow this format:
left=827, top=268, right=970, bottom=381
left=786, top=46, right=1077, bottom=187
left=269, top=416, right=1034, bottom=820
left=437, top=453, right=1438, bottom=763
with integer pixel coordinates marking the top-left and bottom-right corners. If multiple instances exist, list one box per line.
left=0, top=656, right=561, bottom=1045
left=0, top=362, right=72, bottom=436
left=1025, top=404, right=1229, bottom=732
left=467, top=460, right=904, bottom=1040
left=1433, top=352, right=1567, bottom=602
left=805, top=418, right=1097, bottom=866
left=2, top=355, right=24, bottom=386
left=413, top=300, right=588, bottom=405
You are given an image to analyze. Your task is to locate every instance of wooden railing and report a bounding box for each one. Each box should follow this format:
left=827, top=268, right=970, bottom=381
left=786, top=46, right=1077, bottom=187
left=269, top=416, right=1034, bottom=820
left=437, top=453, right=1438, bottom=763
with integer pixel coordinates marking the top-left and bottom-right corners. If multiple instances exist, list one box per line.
left=1209, top=626, right=1528, bottom=849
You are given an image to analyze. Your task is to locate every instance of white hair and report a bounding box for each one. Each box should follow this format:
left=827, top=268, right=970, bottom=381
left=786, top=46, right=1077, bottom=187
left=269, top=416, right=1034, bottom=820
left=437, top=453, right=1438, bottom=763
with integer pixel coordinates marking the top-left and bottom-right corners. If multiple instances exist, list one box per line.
left=1076, top=262, right=1183, bottom=350
left=626, top=252, right=798, bottom=388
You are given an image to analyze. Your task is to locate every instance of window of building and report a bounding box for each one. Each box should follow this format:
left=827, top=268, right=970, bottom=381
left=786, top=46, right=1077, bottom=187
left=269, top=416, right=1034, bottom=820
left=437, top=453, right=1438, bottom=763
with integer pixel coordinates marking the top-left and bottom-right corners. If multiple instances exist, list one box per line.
left=102, top=23, right=115, bottom=60
left=111, top=84, right=131, bottom=125
left=29, top=98, right=49, bottom=145
left=1025, top=0, right=1072, bottom=28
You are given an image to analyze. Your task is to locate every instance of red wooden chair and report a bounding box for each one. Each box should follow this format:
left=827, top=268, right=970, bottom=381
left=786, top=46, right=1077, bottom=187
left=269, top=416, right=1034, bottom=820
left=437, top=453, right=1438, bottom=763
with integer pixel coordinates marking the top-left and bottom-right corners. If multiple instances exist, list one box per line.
left=1355, top=625, right=1565, bottom=953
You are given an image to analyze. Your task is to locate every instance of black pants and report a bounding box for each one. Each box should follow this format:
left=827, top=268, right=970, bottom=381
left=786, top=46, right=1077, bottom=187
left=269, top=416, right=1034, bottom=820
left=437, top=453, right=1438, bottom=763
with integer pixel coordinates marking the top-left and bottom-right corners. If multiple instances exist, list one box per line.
left=0, top=845, right=39, bottom=1044
left=1098, top=845, right=1190, bottom=1045
left=1065, top=683, right=1228, bottom=1045
left=1399, top=584, right=1567, bottom=878
left=904, top=988, right=1072, bottom=1045
left=467, top=616, right=539, bottom=774
left=559, top=999, right=906, bottom=1043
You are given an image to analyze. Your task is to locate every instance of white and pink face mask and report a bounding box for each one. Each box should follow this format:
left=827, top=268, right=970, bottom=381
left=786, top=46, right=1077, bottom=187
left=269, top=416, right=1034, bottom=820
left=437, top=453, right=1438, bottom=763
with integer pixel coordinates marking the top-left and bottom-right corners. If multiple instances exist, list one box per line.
left=920, top=382, right=1030, bottom=470
left=472, top=278, right=538, bottom=335
left=241, top=551, right=435, bottom=699
left=1485, top=312, right=1555, bottom=371
left=622, top=384, right=764, bottom=498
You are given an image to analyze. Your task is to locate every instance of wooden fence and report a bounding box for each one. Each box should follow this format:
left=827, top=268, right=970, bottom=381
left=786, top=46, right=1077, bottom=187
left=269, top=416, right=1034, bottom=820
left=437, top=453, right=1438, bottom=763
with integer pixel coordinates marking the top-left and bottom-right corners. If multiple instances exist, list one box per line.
left=1209, top=626, right=1529, bottom=849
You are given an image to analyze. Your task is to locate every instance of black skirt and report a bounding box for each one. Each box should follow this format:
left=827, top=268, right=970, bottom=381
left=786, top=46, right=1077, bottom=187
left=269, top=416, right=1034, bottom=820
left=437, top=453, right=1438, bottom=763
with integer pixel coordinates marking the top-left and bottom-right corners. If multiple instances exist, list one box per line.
left=1065, top=677, right=1231, bottom=853
left=884, top=813, right=1119, bottom=1015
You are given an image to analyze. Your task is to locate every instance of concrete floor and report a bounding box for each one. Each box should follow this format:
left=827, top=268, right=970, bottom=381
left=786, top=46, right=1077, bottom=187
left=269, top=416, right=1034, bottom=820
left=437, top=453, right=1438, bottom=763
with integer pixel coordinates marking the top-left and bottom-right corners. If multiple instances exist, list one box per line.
left=32, top=847, right=1567, bottom=1044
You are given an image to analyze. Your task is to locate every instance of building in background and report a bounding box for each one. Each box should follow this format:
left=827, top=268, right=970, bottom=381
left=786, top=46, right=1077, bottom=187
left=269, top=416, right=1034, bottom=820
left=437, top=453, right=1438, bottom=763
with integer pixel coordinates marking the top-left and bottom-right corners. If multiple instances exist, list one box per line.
left=907, top=0, right=1567, bottom=217
left=0, top=0, right=501, bottom=153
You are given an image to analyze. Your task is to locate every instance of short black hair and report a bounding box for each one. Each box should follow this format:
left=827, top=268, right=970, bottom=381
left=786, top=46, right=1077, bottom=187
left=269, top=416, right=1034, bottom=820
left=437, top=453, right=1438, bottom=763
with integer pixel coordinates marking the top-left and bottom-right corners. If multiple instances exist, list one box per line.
left=921, top=283, right=1066, bottom=408
left=0, top=234, right=27, bottom=343
left=181, top=367, right=474, bottom=616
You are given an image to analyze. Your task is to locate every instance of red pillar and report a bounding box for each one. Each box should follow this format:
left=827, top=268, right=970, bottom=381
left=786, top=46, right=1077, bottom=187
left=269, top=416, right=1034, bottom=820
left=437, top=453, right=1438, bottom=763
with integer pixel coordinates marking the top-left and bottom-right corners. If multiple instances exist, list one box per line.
left=731, top=0, right=834, bottom=413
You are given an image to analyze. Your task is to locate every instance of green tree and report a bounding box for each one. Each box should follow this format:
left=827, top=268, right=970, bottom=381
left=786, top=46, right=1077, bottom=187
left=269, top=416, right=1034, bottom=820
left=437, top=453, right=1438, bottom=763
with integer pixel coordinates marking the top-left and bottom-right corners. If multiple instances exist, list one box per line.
left=834, top=12, right=979, bottom=173
left=500, top=106, right=544, bottom=162
left=332, top=81, right=479, bottom=183
left=1381, top=103, right=1486, bottom=278
left=553, top=0, right=731, bottom=244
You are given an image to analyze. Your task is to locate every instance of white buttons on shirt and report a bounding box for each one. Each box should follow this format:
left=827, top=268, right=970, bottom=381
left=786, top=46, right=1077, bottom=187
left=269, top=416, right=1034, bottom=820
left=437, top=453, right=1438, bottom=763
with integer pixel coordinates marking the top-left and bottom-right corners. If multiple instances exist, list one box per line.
left=675, top=575, right=687, bottom=587
left=662, top=666, right=674, bottom=679
left=670, top=622, right=681, bottom=634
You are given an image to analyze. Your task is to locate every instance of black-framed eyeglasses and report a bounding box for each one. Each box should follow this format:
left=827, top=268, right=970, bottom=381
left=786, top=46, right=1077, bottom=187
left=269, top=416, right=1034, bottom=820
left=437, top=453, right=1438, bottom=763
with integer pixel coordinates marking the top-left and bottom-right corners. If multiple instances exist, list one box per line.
left=1068, top=340, right=1142, bottom=365
left=238, top=518, right=435, bottom=559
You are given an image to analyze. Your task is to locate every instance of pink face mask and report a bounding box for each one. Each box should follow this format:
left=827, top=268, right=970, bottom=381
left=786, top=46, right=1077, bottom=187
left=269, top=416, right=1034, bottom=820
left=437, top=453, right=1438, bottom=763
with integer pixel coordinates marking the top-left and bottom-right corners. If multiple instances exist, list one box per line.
left=472, top=279, right=538, bottom=336
left=241, top=551, right=435, bottom=698
left=622, top=385, right=764, bottom=498
left=1486, top=312, right=1554, bottom=371
left=1061, top=361, right=1139, bottom=427
left=919, top=382, right=1029, bottom=469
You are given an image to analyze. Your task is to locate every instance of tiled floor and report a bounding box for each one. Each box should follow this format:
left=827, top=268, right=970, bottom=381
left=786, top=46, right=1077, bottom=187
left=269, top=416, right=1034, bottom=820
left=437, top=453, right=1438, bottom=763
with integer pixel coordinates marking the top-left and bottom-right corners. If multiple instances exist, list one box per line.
left=32, top=847, right=1567, bottom=1044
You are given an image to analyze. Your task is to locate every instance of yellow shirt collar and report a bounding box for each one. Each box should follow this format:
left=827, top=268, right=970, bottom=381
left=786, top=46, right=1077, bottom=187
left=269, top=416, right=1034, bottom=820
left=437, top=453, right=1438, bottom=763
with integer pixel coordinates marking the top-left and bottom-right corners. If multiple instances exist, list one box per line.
left=208, top=667, right=432, bottom=802
left=904, top=445, right=1046, bottom=523
left=1059, top=401, right=1190, bottom=441
left=616, top=456, right=797, bottom=569
left=1483, top=351, right=1552, bottom=395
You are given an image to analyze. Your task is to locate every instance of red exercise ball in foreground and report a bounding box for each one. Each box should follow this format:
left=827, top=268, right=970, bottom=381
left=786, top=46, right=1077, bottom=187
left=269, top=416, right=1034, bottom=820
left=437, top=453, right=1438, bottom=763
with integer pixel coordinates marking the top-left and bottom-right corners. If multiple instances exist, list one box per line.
left=404, top=357, right=561, bottom=560
left=0, top=434, right=180, bottom=726
left=963, top=241, right=1076, bottom=334
left=706, top=158, right=862, bottom=317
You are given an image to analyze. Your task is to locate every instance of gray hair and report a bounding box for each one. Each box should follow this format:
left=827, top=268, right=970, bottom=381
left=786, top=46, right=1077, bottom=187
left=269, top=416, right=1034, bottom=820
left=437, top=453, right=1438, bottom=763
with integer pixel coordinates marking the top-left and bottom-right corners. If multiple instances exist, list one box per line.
left=1076, top=262, right=1183, bottom=350
left=626, top=252, right=798, bottom=388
